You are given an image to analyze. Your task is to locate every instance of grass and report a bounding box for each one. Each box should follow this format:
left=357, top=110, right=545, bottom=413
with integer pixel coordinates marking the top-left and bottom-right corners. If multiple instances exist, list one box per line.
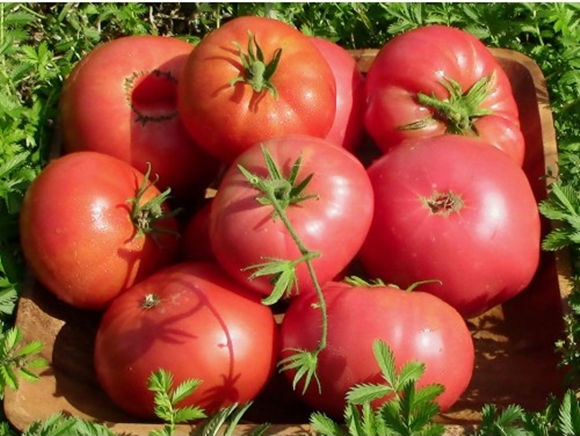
left=1, top=2, right=580, bottom=435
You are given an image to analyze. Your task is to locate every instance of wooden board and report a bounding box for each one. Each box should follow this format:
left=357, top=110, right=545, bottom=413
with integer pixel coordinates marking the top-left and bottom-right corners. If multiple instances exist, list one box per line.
left=4, top=47, right=571, bottom=435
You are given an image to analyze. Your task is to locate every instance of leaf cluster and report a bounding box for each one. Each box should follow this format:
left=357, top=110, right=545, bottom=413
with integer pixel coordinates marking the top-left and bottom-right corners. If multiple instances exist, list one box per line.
left=472, top=389, right=580, bottom=436
left=310, top=340, right=444, bottom=436
left=0, top=324, right=46, bottom=401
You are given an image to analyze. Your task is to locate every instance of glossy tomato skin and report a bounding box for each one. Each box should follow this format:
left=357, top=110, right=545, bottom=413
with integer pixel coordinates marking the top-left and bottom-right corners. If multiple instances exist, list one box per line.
left=178, top=16, right=337, bottom=164
left=209, top=135, right=374, bottom=297
left=94, top=262, right=278, bottom=418
left=310, top=36, right=366, bottom=152
left=19, top=151, right=180, bottom=310
left=365, top=25, right=525, bottom=166
left=59, top=35, right=220, bottom=203
left=357, top=135, right=541, bottom=318
left=280, top=281, right=475, bottom=419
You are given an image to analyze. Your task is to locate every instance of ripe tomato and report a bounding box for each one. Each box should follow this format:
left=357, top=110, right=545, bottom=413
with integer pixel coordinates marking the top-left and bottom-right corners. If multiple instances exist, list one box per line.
left=365, top=25, right=525, bottom=166
left=178, top=16, right=337, bottom=163
left=280, top=280, right=475, bottom=419
left=59, top=35, right=220, bottom=203
left=209, top=135, right=374, bottom=297
left=310, top=36, right=366, bottom=152
left=94, top=262, right=278, bottom=418
left=357, top=135, right=541, bottom=318
left=19, top=151, right=180, bottom=310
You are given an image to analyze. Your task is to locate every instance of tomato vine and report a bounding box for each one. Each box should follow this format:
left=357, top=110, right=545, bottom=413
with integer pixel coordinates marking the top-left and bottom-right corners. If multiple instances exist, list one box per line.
left=238, top=145, right=328, bottom=393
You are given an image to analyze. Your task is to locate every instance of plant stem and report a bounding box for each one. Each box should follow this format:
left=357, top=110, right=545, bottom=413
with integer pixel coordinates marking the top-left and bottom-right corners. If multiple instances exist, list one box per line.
left=259, top=179, right=328, bottom=354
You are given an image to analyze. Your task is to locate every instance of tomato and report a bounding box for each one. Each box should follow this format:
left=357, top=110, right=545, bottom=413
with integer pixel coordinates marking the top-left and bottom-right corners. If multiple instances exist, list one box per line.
left=178, top=16, right=337, bottom=164
left=19, top=151, right=180, bottom=310
left=180, top=199, right=216, bottom=263
left=365, top=25, right=525, bottom=166
left=310, top=36, right=366, bottom=152
left=59, top=35, right=220, bottom=203
left=209, top=135, right=374, bottom=297
left=357, top=135, right=541, bottom=318
left=94, top=261, right=278, bottom=419
left=280, top=280, right=475, bottom=419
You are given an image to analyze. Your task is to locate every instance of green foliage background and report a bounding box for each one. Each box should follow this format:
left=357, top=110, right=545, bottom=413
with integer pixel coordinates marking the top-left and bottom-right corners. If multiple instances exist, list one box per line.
left=1, top=2, right=580, bottom=434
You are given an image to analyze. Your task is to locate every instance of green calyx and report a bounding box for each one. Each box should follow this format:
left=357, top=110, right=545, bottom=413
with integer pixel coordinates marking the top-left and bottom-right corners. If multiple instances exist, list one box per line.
left=127, top=163, right=181, bottom=240
left=401, top=73, right=496, bottom=135
left=343, top=276, right=386, bottom=287
left=229, top=31, right=282, bottom=99
left=238, top=145, right=318, bottom=215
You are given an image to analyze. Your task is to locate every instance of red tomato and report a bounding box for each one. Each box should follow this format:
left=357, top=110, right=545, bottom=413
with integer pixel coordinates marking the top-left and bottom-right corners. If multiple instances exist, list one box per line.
left=357, top=135, right=541, bottom=318
left=59, top=35, right=220, bottom=203
left=280, top=280, right=475, bottom=419
left=180, top=199, right=216, bottom=263
left=178, top=16, right=337, bottom=163
left=94, top=262, right=278, bottom=418
left=310, top=36, right=366, bottom=152
left=209, top=135, right=374, bottom=297
left=365, top=25, right=525, bottom=166
left=19, top=151, right=180, bottom=310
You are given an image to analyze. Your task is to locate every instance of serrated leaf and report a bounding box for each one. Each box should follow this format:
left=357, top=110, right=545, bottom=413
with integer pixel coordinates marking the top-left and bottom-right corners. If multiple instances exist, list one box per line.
left=309, top=411, right=343, bottom=436
left=343, top=403, right=366, bottom=436
left=558, top=390, right=580, bottom=435
left=172, top=405, right=206, bottom=424
left=0, top=363, right=18, bottom=390
left=412, top=383, right=445, bottom=407
left=380, top=400, right=408, bottom=435
left=170, top=378, right=202, bottom=405
left=149, top=368, right=173, bottom=393
left=222, top=402, right=256, bottom=436
left=372, top=340, right=397, bottom=387
left=71, top=418, right=116, bottom=436
left=396, top=361, right=426, bottom=390
left=360, top=402, right=381, bottom=435
left=278, top=348, right=320, bottom=394
left=201, top=403, right=238, bottom=436
left=15, top=339, right=44, bottom=357
left=2, top=326, right=21, bottom=350
left=346, top=382, right=392, bottom=405
left=542, top=227, right=580, bottom=250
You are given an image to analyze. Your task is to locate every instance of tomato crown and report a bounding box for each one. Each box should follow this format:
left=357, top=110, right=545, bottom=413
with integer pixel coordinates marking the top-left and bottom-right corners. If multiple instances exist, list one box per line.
left=402, top=74, right=496, bottom=135
left=229, top=31, right=282, bottom=99
left=127, top=163, right=181, bottom=241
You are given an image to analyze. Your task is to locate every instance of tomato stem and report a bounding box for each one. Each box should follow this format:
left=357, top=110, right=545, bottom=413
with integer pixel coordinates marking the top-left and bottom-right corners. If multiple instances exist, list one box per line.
left=239, top=145, right=328, bottom=393
left=229, top=31, right=282, bottom=99
left=410, top=73, right=496, bottom=135
left=127, top=163, right=181, bottom=241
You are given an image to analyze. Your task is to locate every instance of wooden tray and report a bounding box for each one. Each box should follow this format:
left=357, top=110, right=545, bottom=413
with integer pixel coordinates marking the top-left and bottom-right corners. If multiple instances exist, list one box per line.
left=4, top=48, right=571, bottom=435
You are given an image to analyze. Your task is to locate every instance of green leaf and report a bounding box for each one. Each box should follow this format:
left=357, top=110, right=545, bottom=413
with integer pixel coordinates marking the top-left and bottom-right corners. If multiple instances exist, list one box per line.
left=558, top=390, right=580, bottom=435
left=346, top=382, right=392, bottom=405
left=172, top=405, right=206, bottom=425
left=396, top=361, right=426, bottom=391
left=244, top=257, right=299, bottom=304
left=200, top=402, right=260, bottom=436
left=170, top=378, right=202, bottom=405
left=148, top=368, right=206, bottom=432
left=343, top=403, right=368, bottom=436
left=476, top=403, right=527, bottom=436
left=278, top=348, right=321, bottom=394
left=310, top=411, right=344, bottom=436
left=373, top=339, right=397, bottom=388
